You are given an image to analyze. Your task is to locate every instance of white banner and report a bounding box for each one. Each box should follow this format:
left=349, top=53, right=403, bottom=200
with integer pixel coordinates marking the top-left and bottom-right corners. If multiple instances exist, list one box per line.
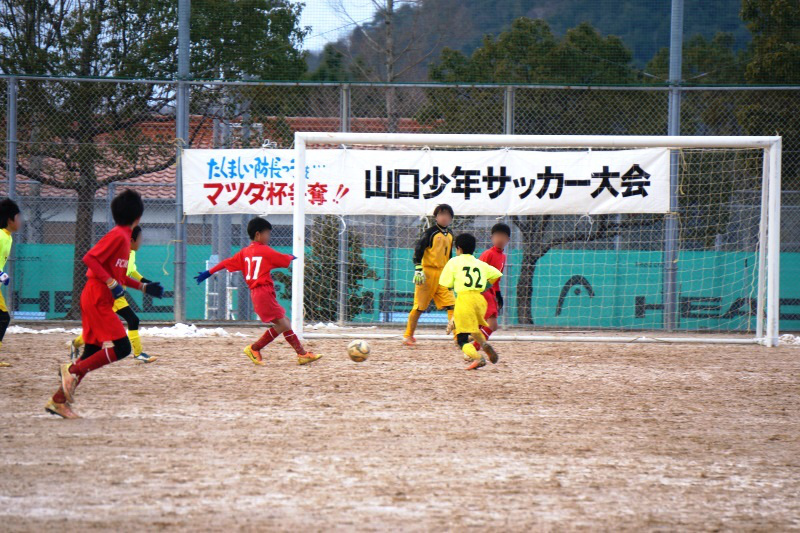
left=182, top=148, right=670, bottom=216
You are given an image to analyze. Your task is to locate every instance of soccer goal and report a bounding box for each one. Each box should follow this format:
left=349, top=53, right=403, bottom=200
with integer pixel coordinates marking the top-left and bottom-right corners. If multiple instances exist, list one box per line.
left=291, top=132, right=782, bottom=347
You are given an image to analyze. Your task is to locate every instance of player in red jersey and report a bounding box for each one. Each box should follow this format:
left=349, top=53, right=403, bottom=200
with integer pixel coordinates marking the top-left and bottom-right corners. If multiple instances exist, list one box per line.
left=195, top=217, right=322, bottom=367
left=473, top=223, right=510, bottom=352
left=46, top=189, right=165, bottom=419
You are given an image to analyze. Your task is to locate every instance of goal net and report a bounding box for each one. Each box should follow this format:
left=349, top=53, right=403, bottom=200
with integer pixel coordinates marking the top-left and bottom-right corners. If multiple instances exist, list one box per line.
left=289, top=133, right=782, bottom=346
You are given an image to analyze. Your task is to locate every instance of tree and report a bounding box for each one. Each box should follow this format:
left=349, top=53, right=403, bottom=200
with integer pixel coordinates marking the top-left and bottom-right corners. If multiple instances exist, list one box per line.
left=739, top=0, right=800, bottom=188
left=274, top=215, right=378, bottom=322
left=425, top=18, right=658, bottom=324
left=0, top=0, right=307, bottom=317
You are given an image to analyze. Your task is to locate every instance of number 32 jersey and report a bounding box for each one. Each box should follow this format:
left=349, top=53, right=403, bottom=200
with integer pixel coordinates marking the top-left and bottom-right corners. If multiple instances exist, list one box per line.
left=210, top=242, right=293, bottom=291
left=439, top=253, right=503, bottom=295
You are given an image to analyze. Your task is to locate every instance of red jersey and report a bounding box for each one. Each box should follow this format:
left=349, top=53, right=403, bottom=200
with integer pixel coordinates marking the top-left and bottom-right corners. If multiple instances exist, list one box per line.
left=83, top=225, right=139, bottom=287
left=210, top=242, right=293, bottom=290
left=479, top=246, right=506, bottom=294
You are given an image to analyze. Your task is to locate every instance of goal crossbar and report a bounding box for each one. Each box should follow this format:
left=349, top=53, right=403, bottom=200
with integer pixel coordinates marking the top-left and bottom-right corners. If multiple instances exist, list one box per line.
left=292, top=132, right=782, bottom=347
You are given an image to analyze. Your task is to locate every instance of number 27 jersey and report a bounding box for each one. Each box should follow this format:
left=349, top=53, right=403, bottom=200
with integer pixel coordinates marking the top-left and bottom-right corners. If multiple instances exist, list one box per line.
left=210, top=242, right=293, bottom=290
left=439, top=253, right=503, bottom=295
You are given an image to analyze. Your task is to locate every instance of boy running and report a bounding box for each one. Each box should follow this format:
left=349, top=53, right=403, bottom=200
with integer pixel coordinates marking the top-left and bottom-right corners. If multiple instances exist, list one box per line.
left=195, top=216, right=321, bottom=366
left=46, top=189, right=165, bottom=419
left=0, top=199, right=21, bottom=368
left=472, top=223, right=510, bottom=352
left=403, top=204, right=456, bottom=346
left=439, top=233, right=502, bottom=370
left=70, top=225, right=159, bottom=363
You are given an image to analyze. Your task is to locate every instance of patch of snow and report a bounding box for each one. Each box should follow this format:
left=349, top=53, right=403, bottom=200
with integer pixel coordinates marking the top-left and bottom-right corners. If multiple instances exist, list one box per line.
left=8, top=323, right=248, bottom=338
left=779, top=334, right=800, bottom=346
left=139, top=323, right=249, bottom=338
left=7, top=326, right=81, bottom=335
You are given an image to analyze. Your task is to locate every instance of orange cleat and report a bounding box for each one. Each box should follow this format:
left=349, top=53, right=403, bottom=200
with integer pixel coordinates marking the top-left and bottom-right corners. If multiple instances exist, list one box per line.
left=402, top=336, right=417, bottom=346
left=298, top=352, right=323, bottom=366
left=45, top=399, right=80, bottom=419
left=243, top=345, right=265, bottom=366
left=465, top=357, right=487, bottom=370
left=59, top=363, right=79, bottom=403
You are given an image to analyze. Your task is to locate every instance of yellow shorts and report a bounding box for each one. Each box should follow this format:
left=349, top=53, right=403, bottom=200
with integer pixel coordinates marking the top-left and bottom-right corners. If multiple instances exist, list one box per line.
left=0, top=290, right=6, bottom=313
left=413, top=267, right=455, bottom=311
left=452, top=291, right=489, bottom=335
left=111, top=295, right=129, bottom=313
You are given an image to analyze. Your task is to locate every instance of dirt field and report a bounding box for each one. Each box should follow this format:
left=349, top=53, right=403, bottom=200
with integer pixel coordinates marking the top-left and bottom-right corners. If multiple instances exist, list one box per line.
left=1, top=327, right=798, bottom=531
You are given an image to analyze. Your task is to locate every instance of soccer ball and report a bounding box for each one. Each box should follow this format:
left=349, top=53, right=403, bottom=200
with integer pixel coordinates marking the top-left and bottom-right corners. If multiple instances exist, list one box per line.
left=347, top=339, right=370, bottom=362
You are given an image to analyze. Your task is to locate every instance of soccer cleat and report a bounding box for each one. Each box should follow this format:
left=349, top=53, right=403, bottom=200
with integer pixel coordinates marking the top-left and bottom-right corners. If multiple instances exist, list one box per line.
left=59, top=363, right=79, bottom=404
left=0, top=362, right=10, bottom=367
left=134, top=352, right=158, bottom=364
left=465, top=356, right=486, bottom=370
left=482, top=343, right=499, bottom=364
left=45, top=399, right=80, bottom=419
left=446, top=319, right=455, bottom=335
left=297, top=352, right=322, bottom=366
left=402, top=336, right=417, bottom=346
left=243, top=345, right=265, bottom=366
left=68, top=340, right=81, bottom=361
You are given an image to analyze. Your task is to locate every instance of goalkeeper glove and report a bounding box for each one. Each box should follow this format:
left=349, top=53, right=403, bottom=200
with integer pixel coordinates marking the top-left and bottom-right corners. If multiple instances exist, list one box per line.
left=413, top=266, right=426, bottom=286
left=194, top=270, right=212, bottom=284
left=107, top=280, right=125, bottom=299
left=143, top=281, right=164, bottom=298
left=496, top=291, right=504, bottom=311
left=0, top=271, right=9, bottom=286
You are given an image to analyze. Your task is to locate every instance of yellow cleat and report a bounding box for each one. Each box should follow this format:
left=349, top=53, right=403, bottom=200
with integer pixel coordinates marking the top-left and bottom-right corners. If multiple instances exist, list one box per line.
left=0, top=362, right=11, bottom=367
left=45, top=399, right=80, bottom=419
left=243, top=345, right=265, bottom=366
left=297, top=352, right=322, bottom=366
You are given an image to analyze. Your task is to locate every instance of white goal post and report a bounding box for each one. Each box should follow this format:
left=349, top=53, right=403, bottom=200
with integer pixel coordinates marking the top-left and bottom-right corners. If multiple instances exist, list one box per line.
left=292, top=132, right=782, bottom=346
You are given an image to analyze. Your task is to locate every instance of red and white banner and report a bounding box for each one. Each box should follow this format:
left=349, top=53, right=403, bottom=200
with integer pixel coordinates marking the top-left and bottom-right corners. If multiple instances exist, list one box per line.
left=182, top=148, right=670, bottom=216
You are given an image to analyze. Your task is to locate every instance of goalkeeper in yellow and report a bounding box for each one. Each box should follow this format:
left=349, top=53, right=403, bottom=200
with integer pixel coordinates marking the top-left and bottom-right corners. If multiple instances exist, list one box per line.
left=439, top=233, right=502, bottom=370
left=69, top=225, right=157, bottom=363
left=403, top=204, right=456, bottom=346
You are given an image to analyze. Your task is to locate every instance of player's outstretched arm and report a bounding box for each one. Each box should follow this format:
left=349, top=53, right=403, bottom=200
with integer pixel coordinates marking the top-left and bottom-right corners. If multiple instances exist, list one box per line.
left=195, top=253, right=243, bottom=284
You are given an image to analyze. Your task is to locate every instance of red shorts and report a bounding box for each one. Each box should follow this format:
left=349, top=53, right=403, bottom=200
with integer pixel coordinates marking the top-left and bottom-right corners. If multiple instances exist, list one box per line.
left=81, top=278, right=126, bottom=346
left=483, top=290, right=498, bottom=319
left=252, top=285, right=285, bottom=323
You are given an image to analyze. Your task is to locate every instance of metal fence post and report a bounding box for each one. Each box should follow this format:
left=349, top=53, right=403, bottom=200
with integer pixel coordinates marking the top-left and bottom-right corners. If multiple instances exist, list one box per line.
left=5, top=77, right=17, bottom=314
left=503, top=86, right=515, bottom=135
left=502, top=85, right=515, bottom=327
left=174, top=0, right=190, bottom=323
left=337, top=84, right=350, bottom=324
left=663, top=0, right=683, bottom=332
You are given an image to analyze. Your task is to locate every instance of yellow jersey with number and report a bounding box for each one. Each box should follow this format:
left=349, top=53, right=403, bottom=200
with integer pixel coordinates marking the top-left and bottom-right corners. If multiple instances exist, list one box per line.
left=439, top=253, right=502, bottom=295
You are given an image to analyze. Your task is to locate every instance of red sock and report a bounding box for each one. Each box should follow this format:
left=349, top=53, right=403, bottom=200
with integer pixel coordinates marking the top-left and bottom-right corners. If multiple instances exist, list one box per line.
left=473, top=325, right=494, bottom=349
left=70, top=347, right=118, bottom=377
left=283, top=330, right=307, bottom=355
left=252, top=327, right=279, bottom=351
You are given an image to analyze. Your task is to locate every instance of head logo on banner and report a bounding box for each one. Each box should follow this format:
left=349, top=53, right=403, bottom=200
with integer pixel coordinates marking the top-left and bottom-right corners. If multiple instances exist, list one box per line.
left=182, top=148, right=670, bottom=216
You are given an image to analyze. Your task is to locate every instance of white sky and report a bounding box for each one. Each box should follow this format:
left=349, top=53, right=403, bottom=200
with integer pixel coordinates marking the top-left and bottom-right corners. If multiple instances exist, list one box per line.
left=299, top=0, right=379, bottom=51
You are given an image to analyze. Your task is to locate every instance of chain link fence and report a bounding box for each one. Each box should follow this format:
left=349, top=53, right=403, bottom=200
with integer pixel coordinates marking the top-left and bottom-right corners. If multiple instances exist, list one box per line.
left=1, top=76, right=798, bottom=327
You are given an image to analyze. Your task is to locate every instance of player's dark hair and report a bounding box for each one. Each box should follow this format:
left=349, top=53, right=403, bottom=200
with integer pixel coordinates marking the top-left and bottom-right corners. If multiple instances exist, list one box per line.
left=433, top=204, right=454, bottom=218
left=131, top=225, right=142, bottom=241
left=455, top=233, right=476, bottom=255
left=111, top=189, right=144, bottom=226
left=491, top=223, right=511, bottom=237
left=0, top=198, right=20, bottom=229
left=247, top=216, right=272, bottom=240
